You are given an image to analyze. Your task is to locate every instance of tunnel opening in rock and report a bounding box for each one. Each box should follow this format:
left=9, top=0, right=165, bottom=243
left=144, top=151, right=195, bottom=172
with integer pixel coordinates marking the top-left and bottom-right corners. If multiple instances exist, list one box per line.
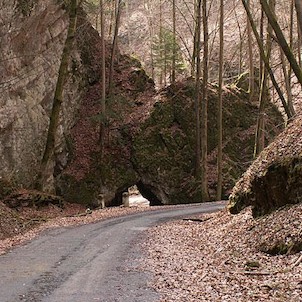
left=109, top=181, right=163, bottom=207
left=136, top=181, right=163, bottom=206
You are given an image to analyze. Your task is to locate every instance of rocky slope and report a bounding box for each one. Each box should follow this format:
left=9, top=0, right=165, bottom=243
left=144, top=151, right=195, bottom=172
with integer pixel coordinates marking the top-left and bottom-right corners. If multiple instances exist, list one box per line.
left=229, top=115, right=302, bottom=216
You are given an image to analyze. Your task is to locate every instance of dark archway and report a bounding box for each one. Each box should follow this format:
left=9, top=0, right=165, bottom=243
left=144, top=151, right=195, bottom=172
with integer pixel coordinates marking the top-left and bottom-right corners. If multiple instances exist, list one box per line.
left=136, top=181, right=163, bottom=206
left=109, top=181, right=163, bottom=207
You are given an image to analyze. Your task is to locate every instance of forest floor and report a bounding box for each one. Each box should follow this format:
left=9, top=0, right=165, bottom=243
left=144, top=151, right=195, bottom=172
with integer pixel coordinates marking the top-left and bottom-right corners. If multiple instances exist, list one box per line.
left=0, top=198, right=301, bottom=301
left=140, top=204, right=302, bottom=302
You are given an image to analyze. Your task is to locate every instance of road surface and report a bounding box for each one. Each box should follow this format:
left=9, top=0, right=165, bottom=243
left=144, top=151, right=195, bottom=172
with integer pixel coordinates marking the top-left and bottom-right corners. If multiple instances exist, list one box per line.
left=0, top=202, right=226, bottom=302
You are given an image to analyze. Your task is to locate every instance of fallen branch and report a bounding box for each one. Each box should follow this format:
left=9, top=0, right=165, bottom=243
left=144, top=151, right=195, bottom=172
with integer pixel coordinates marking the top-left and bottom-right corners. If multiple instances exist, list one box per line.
left=183, top=217, right=211, bottom=223
left=242, top=270, right=275, bottom=276
left=22, top=218, right=48, bottom=228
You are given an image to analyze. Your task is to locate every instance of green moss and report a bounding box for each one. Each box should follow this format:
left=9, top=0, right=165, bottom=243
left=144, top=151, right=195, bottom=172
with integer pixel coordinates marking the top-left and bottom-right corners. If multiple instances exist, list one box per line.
left=132, top=78, right=282, bottom=204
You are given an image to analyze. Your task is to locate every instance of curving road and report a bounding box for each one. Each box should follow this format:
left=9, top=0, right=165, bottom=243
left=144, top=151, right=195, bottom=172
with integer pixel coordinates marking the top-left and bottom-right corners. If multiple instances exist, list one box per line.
left=0, top=201, right=226, bottom=302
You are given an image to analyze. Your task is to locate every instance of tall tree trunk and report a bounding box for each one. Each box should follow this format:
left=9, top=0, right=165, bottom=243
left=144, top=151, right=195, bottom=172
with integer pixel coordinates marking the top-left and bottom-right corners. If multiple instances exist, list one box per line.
left=171, top=0, right=176, bottom=83
left=246, top=0, right=254, bottom=100
left=108, top=0, right=115, bottom=38
left=99, top=0, right=106, bottom=158
left=287, top=0, right=295, bottom=115
left=241, top=0, right=293, bottom=119
left=295, top=0, right=302, bottom=34
left=108, top=0, right=122, bottom=96
left=281, top=50, right=296, bottom=117
left=201, top=0, right=210, bottom=201
left=191, top=0, right=198, bottom=76
left=261, top=0, right=302, bottom=88
left=299, top=24, right=302, bottom=67
left=145, top=0, right=155, bottom=79
left=35, top=0, right=78, bottom=190
left=159, top=0, right=163, bottom=86
left=216, top=0, right=224, bottom=201
left=254, top=2, right=272, bottom=158
left=194, top=0, right=202, bottom=177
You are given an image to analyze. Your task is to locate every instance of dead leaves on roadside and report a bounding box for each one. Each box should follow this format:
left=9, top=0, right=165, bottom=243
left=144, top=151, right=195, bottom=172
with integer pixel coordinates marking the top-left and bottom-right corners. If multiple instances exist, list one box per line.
left=141, top=205, right=302, bottom=302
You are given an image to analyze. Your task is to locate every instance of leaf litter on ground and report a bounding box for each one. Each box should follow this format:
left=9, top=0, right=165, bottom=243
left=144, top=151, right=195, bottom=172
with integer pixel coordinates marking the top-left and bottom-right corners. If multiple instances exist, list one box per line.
left=140, top=204, right=302, bottom=302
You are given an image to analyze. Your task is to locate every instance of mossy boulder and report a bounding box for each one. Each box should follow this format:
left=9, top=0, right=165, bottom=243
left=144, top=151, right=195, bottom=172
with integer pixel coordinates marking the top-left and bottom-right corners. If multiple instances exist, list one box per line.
left=132, top=79, right=282, bottom=204
left=229, top=117, right=302, bottom=216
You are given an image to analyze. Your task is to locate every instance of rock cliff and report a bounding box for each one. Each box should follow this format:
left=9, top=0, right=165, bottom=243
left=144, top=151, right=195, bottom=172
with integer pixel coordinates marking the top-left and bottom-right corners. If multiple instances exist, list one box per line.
left=0, top=0, right=83, bottom=189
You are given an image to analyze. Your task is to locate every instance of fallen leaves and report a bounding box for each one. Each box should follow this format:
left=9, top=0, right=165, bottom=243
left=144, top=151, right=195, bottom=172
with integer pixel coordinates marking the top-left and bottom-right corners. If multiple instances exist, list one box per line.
left=140, top=205, right=302, bottom=301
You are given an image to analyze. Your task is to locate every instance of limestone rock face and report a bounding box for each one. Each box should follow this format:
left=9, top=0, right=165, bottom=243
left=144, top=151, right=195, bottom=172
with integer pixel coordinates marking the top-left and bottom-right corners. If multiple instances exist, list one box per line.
left=0, top=0, right=83, bottom=189
left=229, top=117, right=302, bottom=216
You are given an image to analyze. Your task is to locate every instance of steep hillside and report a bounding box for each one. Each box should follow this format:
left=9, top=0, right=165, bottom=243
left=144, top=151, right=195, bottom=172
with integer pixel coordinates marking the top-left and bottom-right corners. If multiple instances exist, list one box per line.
left=229, top=115, right=302, bottom=216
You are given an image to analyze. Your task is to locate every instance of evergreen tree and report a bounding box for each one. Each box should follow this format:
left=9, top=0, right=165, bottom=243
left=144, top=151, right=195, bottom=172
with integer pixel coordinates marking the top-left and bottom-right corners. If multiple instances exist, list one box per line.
left=152, top=27, right=186, bottom=84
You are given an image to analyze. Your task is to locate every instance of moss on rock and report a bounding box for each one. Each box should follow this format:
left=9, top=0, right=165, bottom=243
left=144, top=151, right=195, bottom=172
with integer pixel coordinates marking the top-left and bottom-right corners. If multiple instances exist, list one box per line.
left=132, top=79, right=282, bottom=204
left=229, top=117, right=302, bottom=216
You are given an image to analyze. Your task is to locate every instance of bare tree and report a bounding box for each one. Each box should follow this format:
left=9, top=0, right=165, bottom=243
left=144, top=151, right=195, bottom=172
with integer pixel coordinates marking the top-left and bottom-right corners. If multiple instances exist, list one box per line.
left=108, top=0, right=123, bottom=96
left=241, top=0, right=293, bottom=120
left=99, top=0, right=106, bottom=157
left=201, top=0, right=210, bottom=201
left=171, top=0, right=176, bottom=83
left=261, top=0, right=302, bottom=88
left=246, top=0, right=255, bottom=100
left=194, top=0, right=202, bottom=177
left=295, top=0, right=302, bottom=33
left=216, top=0, right=224, bottom=200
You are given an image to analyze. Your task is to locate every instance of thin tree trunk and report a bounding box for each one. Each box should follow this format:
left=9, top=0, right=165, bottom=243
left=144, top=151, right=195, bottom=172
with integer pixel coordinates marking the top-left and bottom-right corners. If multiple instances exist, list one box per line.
left=241, top=0, right=292, bottom=119
left=281, top=50, right=296, bottom=116
left=99, top=0, right=106, bottom=157
left=146, top=0, right=155, bottom=79
left=35, top=0, right=78, bottom=190
left=246, top=0, right=254, bottom=100
left=194, top=0, right=202, bottom=177
left=171, top=0, right=176, bottom=83
left=216, top=0, right=224, bottom=201
left=108, top=0, right=116, bottom=39
left=159, top=0, right=163, bottom=86
left=299, top=24, right=302, bottom=67
left=254, top=2, right=272, bottom=158
left=191, top=0, right=198, bottom=76
left=287, top=0, right=295, bottom=114
left=108, top=0, right=122, bottom=96
left=201, top=0, right=210, bottom=201
left=261, top=0, right=302, bottom=88
left=295, top=0, right=302, bottom=34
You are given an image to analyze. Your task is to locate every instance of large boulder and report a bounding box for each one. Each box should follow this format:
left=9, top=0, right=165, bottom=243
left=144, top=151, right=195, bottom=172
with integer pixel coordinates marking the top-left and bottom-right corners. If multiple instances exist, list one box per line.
left=132, top=80, right=282, bottom=204
left=229, top=116, right=302, bottom=216
left=58, top=75, right=283, bottom=206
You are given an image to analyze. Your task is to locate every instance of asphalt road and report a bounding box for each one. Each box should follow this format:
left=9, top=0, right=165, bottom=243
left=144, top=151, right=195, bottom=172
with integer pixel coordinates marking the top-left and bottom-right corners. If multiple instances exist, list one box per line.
left=0, top=201, right=226, bottom=302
